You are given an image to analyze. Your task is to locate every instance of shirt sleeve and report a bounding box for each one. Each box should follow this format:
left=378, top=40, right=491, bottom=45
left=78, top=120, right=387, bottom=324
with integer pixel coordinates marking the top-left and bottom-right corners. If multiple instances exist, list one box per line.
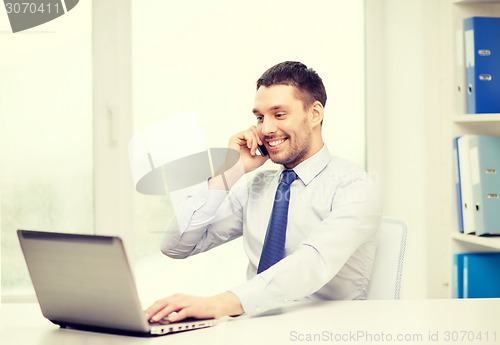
left=160, top=178, right=247, bottom=259
left=229, top=174, right=383, bottom=316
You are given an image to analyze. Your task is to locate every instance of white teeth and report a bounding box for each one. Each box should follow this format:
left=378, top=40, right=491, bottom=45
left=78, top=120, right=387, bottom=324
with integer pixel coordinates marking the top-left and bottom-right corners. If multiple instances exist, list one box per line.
left=268, top=139, right=286, bottom=147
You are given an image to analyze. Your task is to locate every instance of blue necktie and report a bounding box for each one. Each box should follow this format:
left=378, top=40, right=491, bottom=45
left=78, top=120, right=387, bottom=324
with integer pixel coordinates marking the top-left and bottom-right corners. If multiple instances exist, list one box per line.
left=257, top=169, right=298, bottom=274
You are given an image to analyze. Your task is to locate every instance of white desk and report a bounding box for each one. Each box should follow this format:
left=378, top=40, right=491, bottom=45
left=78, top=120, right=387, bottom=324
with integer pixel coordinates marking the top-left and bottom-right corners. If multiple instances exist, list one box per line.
left=1, top=299, right=499, bottom=345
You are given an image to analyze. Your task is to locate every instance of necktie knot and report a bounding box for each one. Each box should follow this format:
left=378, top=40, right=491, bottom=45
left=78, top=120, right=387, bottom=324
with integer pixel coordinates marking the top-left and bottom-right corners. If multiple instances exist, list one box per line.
left=281, top=170, right=297, bottom=186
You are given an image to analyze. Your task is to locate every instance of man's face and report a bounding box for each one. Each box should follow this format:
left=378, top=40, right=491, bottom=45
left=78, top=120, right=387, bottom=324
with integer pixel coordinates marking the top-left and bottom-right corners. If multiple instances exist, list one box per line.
left=253, top=84, right=317, bottom=169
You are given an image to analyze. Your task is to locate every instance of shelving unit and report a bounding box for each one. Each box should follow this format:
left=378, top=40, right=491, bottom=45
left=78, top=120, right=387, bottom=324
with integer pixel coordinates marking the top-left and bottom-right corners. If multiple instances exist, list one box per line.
left=448, top=0, right=500, bottom=296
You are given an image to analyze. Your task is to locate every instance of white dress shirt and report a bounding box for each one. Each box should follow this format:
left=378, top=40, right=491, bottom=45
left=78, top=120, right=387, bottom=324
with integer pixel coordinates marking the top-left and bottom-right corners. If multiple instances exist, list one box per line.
left=161, top=145, right=383, bottom=316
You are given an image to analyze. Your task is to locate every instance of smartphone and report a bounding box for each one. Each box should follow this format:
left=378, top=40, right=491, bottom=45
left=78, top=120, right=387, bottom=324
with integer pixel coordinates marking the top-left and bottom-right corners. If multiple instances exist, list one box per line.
left=257, top=144, right=269, bottom=157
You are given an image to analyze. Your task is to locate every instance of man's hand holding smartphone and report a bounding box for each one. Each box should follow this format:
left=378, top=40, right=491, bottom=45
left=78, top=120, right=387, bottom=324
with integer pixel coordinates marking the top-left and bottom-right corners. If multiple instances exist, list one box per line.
left=208, top=126, right=268, bottom=192
left=228, top=126, right=268, bottom=174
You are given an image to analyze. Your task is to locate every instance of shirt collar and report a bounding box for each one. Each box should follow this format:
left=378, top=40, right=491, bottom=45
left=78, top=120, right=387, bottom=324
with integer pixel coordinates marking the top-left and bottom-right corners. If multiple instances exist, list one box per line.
left=277, top=144, right=331, bottom=186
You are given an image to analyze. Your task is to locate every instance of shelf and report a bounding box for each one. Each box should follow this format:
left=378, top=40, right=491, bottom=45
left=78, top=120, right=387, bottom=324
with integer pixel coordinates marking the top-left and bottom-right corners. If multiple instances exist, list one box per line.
left=451, top=232, right=500, bottom=250
left=454, top=114, right=500, bottom=123
left=453, top=115, right=500, bottom=135
left=454, top=0, right=500, bottom=4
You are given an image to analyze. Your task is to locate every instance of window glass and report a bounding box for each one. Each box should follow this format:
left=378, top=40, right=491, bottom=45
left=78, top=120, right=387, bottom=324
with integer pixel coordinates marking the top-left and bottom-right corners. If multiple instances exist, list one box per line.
left=0, top=2, right=93, bottom=299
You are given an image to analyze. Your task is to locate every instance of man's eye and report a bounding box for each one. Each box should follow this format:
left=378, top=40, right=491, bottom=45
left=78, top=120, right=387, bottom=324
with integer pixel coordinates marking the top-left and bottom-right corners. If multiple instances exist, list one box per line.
left=275, top=113, right=285, bottom=118
left=256, top=116, right=263, bottom=122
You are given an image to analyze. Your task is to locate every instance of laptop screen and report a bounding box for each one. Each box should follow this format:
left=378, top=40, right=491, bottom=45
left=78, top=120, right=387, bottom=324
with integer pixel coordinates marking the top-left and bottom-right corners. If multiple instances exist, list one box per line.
left=17, top=230, right=151, bottom=333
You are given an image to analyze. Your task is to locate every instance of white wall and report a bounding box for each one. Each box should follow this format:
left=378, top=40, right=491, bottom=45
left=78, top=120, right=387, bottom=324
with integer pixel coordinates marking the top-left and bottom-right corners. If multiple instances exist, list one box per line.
left=366, top=0, right=448, bottom=299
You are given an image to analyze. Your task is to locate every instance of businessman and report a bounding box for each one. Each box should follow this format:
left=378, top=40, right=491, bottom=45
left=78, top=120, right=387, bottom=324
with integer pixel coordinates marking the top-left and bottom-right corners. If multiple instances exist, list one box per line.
left=145, top=61, right=383, bottom=322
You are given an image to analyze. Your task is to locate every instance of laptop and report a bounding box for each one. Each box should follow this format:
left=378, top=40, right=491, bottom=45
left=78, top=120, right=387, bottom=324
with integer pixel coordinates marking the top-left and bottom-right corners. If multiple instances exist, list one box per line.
left=17, top=229, right=216, bottom=336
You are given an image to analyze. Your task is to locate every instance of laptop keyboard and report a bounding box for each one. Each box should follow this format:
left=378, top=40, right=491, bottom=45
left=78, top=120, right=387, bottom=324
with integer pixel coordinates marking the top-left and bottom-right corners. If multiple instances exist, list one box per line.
left=149, top=317, right=204, bottom=326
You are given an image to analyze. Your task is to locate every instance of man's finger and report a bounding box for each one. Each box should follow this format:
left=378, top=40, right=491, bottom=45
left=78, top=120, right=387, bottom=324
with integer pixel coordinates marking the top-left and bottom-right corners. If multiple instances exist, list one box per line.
left=168, top=309, right=187, bottom=322
left=249, top=126, right=262, bottom=145
left=144, top=299, right=165, bottom=319
left=148, top=301, right=178, bottom=322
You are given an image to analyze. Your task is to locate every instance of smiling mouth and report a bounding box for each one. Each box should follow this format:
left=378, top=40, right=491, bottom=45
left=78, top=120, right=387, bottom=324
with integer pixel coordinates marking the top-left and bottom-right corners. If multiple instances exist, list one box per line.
left=267, top=138, right=288, bottom=148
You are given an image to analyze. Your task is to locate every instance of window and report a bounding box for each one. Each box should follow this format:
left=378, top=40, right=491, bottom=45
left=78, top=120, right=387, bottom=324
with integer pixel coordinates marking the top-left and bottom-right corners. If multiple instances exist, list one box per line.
left=0, top=2, right=93, bottom=300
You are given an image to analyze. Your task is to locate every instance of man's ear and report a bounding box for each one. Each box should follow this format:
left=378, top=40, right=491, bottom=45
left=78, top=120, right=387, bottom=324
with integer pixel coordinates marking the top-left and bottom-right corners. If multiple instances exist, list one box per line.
left=309, top=101, right=324, bottom=127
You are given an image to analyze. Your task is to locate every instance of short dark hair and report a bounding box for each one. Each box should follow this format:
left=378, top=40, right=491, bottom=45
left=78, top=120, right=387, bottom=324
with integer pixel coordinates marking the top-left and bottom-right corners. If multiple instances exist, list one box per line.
left=256, top=61, right=327, bottom=109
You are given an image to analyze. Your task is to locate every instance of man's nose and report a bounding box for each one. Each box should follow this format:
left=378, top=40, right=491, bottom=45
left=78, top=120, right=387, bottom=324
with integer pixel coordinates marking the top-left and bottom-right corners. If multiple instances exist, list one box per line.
left=261, top=117, right=277, bottom=136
